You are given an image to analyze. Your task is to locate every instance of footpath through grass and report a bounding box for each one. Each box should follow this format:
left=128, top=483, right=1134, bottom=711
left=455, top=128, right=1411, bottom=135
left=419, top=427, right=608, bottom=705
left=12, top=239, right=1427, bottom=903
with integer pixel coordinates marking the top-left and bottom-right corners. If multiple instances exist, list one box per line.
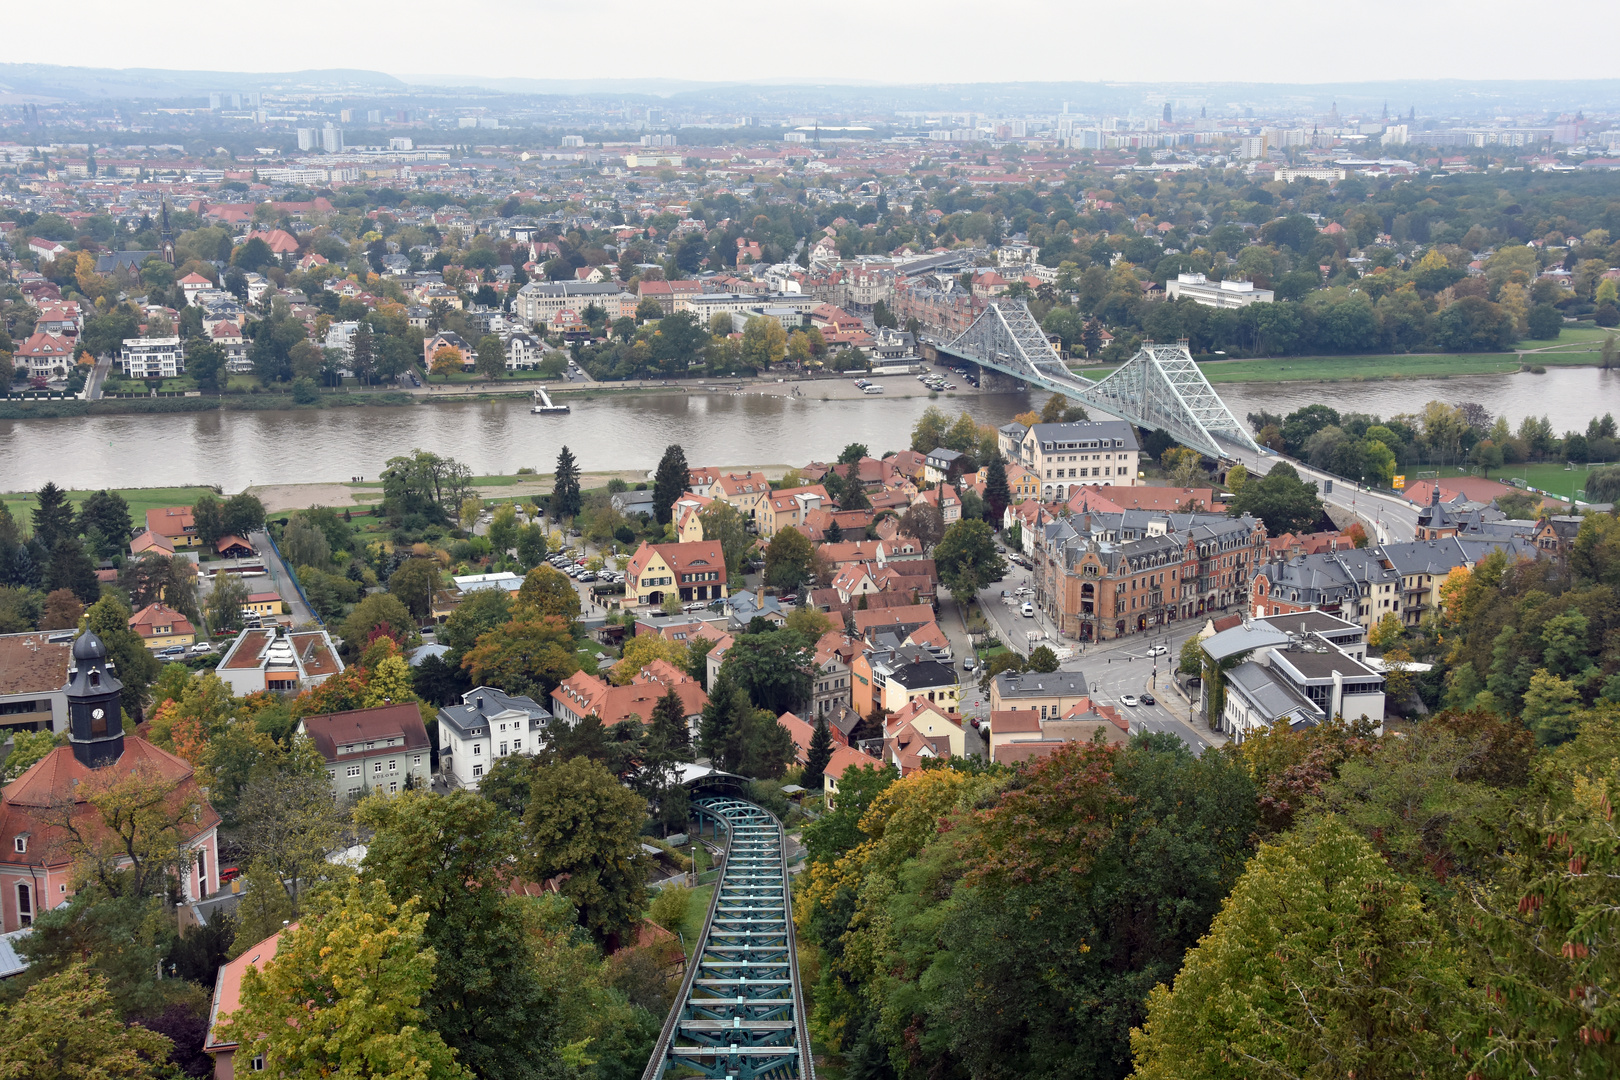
left=0, top=485, right=218, bottom=523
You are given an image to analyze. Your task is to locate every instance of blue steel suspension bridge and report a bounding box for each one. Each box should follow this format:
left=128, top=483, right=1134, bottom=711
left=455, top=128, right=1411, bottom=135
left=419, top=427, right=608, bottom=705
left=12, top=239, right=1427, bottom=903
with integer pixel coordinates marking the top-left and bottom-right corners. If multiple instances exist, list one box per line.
left=927, top=299, right=1260, bottom=462
left=641, top=788, right=814, bottom=1080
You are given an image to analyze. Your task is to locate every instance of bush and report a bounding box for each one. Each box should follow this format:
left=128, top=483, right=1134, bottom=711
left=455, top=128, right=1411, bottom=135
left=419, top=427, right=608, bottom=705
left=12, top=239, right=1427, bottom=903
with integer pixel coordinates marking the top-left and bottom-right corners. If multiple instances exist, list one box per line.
left=1595, top=303, right=1620, bottom=328
left=648, top=884, right=693, bottom=933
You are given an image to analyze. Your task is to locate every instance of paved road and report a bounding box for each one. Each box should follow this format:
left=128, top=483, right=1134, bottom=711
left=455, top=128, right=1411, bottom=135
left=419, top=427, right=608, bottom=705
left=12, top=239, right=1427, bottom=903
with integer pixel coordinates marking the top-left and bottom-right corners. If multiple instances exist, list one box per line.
left=1228, top=446, right=1419, bottom=544
left=249, top=528, right=318, bottom=627
left=84, top=356, right=112, bottom=401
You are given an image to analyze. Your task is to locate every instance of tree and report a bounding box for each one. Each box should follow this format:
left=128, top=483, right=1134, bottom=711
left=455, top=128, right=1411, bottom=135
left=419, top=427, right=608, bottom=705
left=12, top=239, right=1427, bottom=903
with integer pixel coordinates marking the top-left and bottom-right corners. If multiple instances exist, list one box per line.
left=32, top=481, right=77, bottom=551
left=1130, top=819, right=1474, bottom=1080
left=898, top=503, right=945, bottom=550
left=803, top=761, right=897, bottom=864
left=784, top=606, right=832, bottom=639
left=521, top=756, right=648, bottom=947
left=236, top=768, right=348, bottom=918
left=1027, top=645, right=1059, bottom=672
left=933, top=518, right=1007, bottom=600
left=1179, top=634, right=1204, bottom=677
left=337, top=592, right=418, bottom=655
left=740, top=315, right=787, bottom=369
left=41, top=758, right=204, bottom=898
left=83, top=596, right=160, bottom=719
left=514, top=565, right=580, bottom=621
left=722, top=628, right=813, bottom=714
left=77, top=490, right=132, bottom=557
left=983, top=455, right=1012, bottom=525
left=220, top=878, right=470, bottom=1080
left=389, top=557, right=441, bottom=622
left=1527, top=302, right=1562, bottom=340
left=1367, top=611, right=1404, bottom=650
left=763, top=526, right=816, bottom=592
left=221, top=492, right=266, bottom=538
left=359, top=790, right=566, bottom=1080
left=613, top=633, right=687, bottom=684
left=206, top=571, right=251, bottom=633
left=460, top=615, right=579, bottom=700
left=1, top=728, right=56, bottom=782
left=801, top=715, right=833, bottom=792
left=475, top=334, right=504, bottom=380
left=699, top=670, right=796, bottom=778
left=552, top=445, right=582, bottom=519
left=431, top=345, right=464, bottom=378
left=1040, top=393, right=1088, bottom=424
left=40, top=587, right=82, bottom=631
left=1226, top=461, right=1323, bottom=536
left=1226, top=462, right=1248, bottom=493
left=652, top=444, right=689, bottom=526
left=44, top=537, right=99, bottom=605
left=0, top=962, right=174, bottom=1080
left=697, top=501, right=753, bottom=579
left=191, top=492, right=227, bottom=549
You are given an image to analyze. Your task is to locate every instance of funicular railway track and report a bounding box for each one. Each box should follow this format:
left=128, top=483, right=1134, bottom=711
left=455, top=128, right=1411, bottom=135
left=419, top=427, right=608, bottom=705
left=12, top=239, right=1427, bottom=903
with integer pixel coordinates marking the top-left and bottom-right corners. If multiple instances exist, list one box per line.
left=641, top=796, right=814, bottom=1080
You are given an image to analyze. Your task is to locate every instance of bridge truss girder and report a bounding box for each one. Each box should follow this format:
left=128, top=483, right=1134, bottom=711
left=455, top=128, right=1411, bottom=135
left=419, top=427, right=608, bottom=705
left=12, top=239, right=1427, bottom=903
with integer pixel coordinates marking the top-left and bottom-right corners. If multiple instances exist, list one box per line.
left=937, top=301, right=1260, bottom=460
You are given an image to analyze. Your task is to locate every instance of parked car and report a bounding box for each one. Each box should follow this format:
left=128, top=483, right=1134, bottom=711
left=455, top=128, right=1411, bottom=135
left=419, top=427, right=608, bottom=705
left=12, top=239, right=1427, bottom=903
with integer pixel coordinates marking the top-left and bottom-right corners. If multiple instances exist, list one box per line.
left=1021, top=602, right=1034, bottom=617
left=190, top=642, right=213, bottom=655
left=1121, top=694, right=1140, bottom=707
left=962, top=655, right=977, bottom=671
left=157, top=645, right=187, bottom=658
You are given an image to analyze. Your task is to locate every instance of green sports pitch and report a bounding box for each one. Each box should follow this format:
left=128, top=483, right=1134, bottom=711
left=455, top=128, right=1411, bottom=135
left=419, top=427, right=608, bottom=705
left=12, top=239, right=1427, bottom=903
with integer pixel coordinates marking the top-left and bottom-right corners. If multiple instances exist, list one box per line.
left=1504, top=462, right=1613, bottom=501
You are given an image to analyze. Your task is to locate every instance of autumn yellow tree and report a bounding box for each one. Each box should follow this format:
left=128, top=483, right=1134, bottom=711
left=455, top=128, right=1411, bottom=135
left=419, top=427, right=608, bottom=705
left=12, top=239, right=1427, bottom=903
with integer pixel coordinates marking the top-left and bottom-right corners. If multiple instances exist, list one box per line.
left=44, top=761, right=206, bottom=897
left=612, top=633, right=687, bottom=685
left=431, top=345, right=464, bottom=379
left=0, top=962, right=174, bottom=1079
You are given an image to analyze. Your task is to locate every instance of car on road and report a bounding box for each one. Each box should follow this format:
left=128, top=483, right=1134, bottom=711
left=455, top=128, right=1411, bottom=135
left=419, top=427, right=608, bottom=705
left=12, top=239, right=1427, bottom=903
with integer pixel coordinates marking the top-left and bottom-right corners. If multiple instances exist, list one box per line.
left=962, top=655, right=977, bottom=671
left=970, top=716, right=981, bottom=729
left=1020, top=602, right=1034, bottom=617
left=190, top=643, right=213, bottom=655
left=1141, top=692, right=1156, bottom=705
left=1120, top=694, right=1140, bottom=707
left=1146, top=645, right=1168, bottom=657
left=157, top=645, right=187, bottom=658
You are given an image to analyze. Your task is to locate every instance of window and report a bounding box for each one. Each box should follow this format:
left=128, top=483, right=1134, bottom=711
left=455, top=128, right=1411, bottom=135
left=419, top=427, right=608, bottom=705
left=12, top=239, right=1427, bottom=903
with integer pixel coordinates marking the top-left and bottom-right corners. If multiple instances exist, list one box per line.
left=387, top=760, right=397, bottom=772
left=16, top=883, right=31, bottom=926
left=473, top=743, right=482, bottom=755
left=499, top=742, right=508, bottom=756
left=472, top=764, right=483, bottom=778
left=347, top=764, right=361, bottom=778
left=13, top=836, right=25, bottom=853
left=413, top=755, right=423, bottom=768
left=251, top=1054, right=266, bottom=1072
left=512, top=738, right=521, bottom=751
left=388, top=781, right=398, bottom=793
left=349, top=787, right=361, bottom=797
left=374, top=761, right=384, bottom=774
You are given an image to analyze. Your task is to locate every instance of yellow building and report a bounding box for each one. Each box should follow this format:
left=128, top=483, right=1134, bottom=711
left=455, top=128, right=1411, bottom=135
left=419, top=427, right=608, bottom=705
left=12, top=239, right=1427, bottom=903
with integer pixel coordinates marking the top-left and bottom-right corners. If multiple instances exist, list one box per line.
left=129, top=603, right=195, bottom=651
left=245, top=592, right=284, bottom=618
left=671, top=493, right=713, bottom=543
left=710, top=471, right=771, bottom=526
left=625, top=541, right=729, bottom=606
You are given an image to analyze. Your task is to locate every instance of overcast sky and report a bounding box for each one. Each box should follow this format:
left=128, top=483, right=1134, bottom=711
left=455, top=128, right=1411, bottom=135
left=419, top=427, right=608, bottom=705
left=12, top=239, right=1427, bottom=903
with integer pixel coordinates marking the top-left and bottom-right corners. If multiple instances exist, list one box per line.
left=15, top=1, right=1618, bottom=85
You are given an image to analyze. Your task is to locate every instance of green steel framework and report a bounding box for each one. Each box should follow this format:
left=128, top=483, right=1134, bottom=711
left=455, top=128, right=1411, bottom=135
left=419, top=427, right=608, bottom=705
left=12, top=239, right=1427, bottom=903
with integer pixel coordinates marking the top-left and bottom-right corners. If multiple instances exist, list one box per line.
left=640, top=797, right=814, bottom=1080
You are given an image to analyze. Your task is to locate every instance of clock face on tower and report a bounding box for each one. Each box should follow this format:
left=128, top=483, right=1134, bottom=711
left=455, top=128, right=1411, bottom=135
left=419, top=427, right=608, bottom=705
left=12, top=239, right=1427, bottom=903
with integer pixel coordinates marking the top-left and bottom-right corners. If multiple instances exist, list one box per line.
left=92, top=708, right=104, bottom=720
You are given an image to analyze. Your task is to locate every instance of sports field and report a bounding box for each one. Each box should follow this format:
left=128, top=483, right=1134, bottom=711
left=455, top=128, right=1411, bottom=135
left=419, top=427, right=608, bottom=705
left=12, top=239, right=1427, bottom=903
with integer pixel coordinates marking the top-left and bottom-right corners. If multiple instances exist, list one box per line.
left=1504, top=462, right=1614, bottom=501
left=0, top=485, right=219, bottom=526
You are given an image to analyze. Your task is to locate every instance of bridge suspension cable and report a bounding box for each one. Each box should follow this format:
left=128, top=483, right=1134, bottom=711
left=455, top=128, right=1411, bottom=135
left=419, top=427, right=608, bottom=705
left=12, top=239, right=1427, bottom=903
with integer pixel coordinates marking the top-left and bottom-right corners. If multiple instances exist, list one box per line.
left=934, top=300, right=1260, bottom=460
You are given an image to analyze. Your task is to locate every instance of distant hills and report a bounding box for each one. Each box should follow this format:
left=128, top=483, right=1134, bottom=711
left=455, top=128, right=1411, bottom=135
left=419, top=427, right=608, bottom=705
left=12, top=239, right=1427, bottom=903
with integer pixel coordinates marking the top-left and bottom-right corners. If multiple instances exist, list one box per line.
left=3, top=63, right=1619, bottom=116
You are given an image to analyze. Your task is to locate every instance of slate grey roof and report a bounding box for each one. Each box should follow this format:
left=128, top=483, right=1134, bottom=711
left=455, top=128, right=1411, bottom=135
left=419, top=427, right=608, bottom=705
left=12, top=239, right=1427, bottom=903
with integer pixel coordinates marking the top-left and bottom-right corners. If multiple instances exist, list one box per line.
left=1225, top=661, right=1324, bottom=727
left=438, top=685, right=550, bottom=737
left=885, top=659, right=958, bottom=690
left=993, top=671, right=1091, bottom=700
left=1201, top=624, right=1291, bottom=663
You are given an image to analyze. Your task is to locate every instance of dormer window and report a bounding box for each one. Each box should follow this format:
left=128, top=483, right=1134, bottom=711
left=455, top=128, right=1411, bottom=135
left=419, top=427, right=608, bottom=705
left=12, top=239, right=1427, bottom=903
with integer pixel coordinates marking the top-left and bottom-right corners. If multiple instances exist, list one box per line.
left=14, top=836, right=26, bottom=853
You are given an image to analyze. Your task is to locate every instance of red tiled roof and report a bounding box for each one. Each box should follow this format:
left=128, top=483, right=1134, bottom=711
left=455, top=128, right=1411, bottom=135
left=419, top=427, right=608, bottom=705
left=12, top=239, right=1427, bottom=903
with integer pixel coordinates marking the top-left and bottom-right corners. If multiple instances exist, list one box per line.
left=299, top=704, right=430, bottom=763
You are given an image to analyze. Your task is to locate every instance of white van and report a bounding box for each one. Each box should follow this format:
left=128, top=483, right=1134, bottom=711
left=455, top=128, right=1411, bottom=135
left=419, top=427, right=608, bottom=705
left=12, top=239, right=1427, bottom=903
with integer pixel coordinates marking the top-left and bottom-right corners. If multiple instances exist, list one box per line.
left=862, top=384, right=884, bottom=394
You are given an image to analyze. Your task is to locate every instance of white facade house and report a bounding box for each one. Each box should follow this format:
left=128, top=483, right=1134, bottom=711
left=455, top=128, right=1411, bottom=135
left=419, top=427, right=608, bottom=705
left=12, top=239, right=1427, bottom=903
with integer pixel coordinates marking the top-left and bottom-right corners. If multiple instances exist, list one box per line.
left=120, top=337, right=185, bottom=378
left=1165, top=273, right=1275, bottom=310
left=436, top=686, right=551, bottom=790
left=1202, top=612, right=1385, bottom=744
left=504, top=330, right=545, bottom=370
left=1017, top=420, right=1141, bottom=499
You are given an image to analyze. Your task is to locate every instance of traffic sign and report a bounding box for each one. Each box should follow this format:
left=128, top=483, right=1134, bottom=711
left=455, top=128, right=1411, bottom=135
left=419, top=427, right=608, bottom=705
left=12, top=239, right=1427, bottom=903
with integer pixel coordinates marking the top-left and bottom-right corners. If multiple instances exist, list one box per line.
left=1392, top=475, right=1405, bottom=490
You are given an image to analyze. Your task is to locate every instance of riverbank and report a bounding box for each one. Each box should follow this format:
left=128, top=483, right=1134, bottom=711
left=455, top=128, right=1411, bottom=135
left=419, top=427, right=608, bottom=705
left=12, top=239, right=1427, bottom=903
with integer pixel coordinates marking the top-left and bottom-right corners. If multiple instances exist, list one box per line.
left=0, top=390, right=420, bottom=421
left=1, top=468, right=800, bottom=516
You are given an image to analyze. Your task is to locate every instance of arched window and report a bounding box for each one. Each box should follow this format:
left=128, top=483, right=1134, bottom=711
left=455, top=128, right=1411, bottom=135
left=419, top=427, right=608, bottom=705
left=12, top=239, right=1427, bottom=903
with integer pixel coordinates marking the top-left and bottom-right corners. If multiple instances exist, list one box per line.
left=16, top=882, right=32, bottom=926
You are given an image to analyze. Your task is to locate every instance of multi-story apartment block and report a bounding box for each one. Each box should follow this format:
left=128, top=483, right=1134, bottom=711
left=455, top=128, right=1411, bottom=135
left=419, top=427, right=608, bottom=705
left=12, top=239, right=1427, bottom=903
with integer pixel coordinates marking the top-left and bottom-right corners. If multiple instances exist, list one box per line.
left=1033, top=510, right=1267, bottom=641
left=120, top=336, right=184, bottom=378
left=1015, top=420, right=1141, bottom=499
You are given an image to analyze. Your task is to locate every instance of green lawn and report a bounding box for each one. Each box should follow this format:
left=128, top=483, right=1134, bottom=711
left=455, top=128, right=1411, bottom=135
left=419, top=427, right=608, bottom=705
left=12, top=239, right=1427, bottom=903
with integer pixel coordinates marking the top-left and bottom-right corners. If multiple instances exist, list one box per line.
left=1194, top=352, right=1588, bottom=384
left=1, top=485, right=218, bottom=524
left=1502, top=461, right=1616, bottom=501
left=676, top=883, right=715, bottom=959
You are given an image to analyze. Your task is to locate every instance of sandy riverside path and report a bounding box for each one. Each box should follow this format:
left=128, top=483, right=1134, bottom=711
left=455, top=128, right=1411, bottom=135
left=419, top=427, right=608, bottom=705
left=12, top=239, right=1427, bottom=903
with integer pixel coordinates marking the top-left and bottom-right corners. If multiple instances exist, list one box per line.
left=246, top=466, right=794, bottom=514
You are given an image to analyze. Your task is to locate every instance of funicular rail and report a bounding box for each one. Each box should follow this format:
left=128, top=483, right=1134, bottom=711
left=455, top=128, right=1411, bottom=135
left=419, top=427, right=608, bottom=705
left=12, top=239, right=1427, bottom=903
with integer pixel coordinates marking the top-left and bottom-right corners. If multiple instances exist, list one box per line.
left=640, top=797, right=813, bottom=1080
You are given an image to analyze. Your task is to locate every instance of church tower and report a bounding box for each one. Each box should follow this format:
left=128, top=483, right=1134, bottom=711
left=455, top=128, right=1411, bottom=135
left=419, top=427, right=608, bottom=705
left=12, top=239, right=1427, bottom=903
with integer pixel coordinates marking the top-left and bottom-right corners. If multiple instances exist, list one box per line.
left=63, top=631, right=125, bottom=768
left=160, top=198, right=176, bottom=267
